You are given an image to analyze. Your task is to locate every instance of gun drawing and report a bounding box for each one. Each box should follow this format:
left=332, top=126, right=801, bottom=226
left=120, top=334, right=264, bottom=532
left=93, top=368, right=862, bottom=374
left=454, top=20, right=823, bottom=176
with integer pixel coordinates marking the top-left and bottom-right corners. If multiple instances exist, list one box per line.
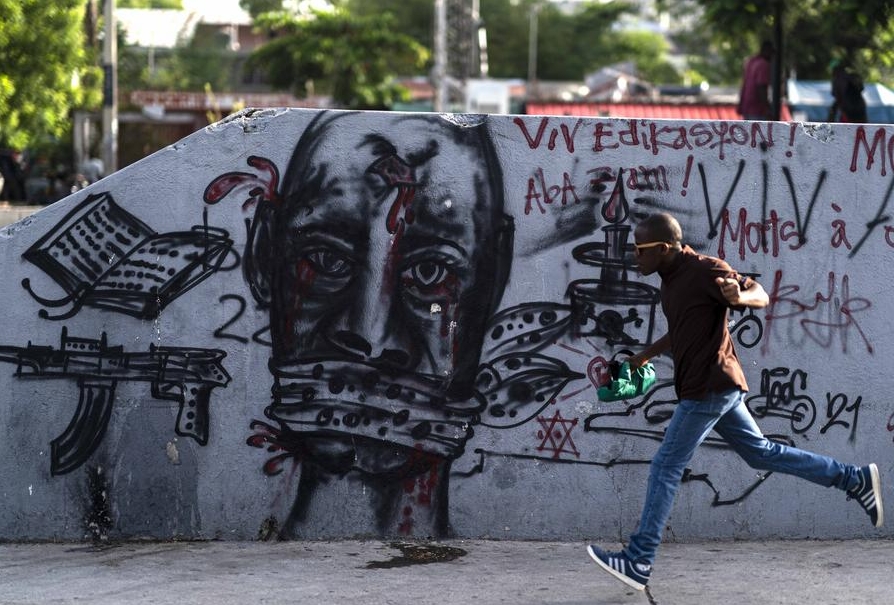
left=0, top=328, right=230, bottom=475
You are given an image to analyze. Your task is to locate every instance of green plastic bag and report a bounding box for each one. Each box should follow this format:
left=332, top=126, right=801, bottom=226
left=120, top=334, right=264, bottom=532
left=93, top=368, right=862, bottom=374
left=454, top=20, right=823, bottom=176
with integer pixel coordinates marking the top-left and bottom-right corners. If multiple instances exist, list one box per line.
left=597, top=361, right=656, bottom=402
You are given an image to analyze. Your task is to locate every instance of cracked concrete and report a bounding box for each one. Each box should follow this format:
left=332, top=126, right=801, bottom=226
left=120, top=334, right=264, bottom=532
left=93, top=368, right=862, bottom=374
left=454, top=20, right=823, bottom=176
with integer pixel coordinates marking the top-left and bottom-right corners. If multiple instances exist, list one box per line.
left=0, top=539, right=890, bottom=604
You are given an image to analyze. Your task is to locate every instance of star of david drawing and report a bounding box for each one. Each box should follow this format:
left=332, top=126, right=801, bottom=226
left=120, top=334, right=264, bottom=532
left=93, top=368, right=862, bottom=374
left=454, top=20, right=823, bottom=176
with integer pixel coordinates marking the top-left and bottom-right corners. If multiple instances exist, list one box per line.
left=536, top=410, right=580, bottom=459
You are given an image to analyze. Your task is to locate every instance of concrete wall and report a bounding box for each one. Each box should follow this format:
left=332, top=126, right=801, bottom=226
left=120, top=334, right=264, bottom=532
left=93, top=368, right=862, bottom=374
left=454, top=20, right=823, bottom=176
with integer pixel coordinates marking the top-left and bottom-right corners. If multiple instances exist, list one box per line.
left=1, top=108, right=892, bottom=542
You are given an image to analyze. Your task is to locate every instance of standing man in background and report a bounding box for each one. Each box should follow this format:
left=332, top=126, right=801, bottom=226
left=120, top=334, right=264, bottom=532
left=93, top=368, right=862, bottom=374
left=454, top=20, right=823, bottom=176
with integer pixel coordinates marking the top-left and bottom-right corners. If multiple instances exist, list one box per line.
left=738, top=41, right=774, bottom=120
left=828, top=59, right=868, bottom=123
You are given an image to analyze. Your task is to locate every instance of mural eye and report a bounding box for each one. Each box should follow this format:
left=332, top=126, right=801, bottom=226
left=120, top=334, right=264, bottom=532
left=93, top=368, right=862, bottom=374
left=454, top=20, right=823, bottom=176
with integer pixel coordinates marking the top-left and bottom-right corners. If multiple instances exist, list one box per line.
left=401, top=259, right=458, bottom=301
left=306, top=250, right=352, bottom=278
left=409, top=261, right=448, bottom=287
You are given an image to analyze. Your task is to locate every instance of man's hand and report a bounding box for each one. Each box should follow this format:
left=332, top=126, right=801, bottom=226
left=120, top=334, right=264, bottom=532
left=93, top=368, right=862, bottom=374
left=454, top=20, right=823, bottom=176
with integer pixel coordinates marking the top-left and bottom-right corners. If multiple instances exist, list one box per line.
left=715, top=276, right=769, bottom=308
left=626, top=334, right=671, bottom=368
left=627, top=353, right=649, bottom=369
left=716, top=276, right=743, bottom=305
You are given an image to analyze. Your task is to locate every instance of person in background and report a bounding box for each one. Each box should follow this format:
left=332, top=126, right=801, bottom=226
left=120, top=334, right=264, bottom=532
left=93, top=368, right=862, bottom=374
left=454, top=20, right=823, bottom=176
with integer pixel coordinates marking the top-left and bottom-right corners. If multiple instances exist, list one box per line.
left=737, top=41, right=774, bottom=120
left=828, top=59, right=868, bottom=123
left=79, top=154, right=105, bottom=185
left=585, top=212, right=884, bottom=592
left=0, top=149, right=27, bottom=202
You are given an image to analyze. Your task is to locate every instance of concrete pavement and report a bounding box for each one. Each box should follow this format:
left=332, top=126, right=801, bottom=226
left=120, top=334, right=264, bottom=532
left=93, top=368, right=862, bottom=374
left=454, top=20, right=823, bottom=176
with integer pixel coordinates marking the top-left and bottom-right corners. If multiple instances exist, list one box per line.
left=1, top=539, right=892, bottom=605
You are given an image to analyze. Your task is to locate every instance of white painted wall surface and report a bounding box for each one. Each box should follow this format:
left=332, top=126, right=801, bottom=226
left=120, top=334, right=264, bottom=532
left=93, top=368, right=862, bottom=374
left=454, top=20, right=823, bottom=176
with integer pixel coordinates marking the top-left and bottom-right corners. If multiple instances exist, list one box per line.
left=0, top=108, right=891, bottom=541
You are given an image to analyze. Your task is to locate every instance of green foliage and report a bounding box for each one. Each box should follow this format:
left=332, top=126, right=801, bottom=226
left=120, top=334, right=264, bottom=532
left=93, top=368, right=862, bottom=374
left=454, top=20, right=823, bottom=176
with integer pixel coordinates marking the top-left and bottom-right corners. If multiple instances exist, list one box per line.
left=239, top=0, right=284, bottom=19
left=168, top=26, right=238, bottom=91
left=468, top=0, right=524, bottom=77
left=612, top=30, right=681, bottom=85
left=119, top=21, right=237, bottom=93
left=118, top=0, right=183, bottom=7
left=344, top=0, right=680, bottom=84
left=535, top=1, right=634, bottom=81
left=659, top=0, right=894, bottom=85
left=505, top=1, right=680, bottom=83
left=785, top=0, right=894, bottom=81
left=345, top=0, right=433, bottom=58
left=248, top=8, right=429, bottom=108
left=0, top=0, right=102, bottom=151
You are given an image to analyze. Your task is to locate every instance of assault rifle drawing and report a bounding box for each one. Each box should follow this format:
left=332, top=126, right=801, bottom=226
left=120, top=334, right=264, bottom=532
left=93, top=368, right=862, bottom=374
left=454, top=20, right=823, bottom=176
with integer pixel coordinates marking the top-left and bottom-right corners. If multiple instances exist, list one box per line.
left=0, top=328, right=230, bottom=475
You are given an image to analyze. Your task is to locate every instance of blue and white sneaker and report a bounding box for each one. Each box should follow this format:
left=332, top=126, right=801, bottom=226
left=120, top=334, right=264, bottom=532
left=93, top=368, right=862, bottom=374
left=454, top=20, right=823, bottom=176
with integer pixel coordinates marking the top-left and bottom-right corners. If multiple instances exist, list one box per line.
left=847, top=463, right=884, bottom=527
left=586, top=545, right=651, bottom=591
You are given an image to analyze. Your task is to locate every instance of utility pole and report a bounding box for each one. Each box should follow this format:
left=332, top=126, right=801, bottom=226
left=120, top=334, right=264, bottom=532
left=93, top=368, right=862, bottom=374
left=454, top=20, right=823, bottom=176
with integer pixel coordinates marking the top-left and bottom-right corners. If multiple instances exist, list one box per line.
left=434, top=0, right=484, bottom=110
left=528, top=2, right=540, bottom=100
left=771, top=0, right=784, bottom=121
left=475, top=0, right=489, bottom=78
left=471, top=0, right=485, bottom=77
left=434, top=0, right=447, bottom=111
left=102, top=0, right=118, bottom=174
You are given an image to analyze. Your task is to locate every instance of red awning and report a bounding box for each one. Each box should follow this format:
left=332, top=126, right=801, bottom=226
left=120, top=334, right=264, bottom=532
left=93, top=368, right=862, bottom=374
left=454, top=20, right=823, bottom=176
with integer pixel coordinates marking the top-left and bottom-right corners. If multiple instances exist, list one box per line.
left=525, top=102, right=793, bottom=122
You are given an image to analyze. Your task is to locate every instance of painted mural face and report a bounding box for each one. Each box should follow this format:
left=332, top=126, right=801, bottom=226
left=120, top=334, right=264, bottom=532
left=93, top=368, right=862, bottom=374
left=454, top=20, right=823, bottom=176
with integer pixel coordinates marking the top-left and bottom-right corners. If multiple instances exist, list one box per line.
left=246, top=113, right=512, bottom=476
left=276, top=116, right=496, bottom=373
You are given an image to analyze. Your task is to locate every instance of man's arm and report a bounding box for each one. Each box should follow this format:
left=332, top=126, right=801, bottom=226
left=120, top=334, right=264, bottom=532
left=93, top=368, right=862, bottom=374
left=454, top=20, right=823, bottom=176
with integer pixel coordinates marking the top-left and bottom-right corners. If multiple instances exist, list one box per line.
left=628, top=333, right=671, bottom=369
left=715, top=277, right=769, bottom=309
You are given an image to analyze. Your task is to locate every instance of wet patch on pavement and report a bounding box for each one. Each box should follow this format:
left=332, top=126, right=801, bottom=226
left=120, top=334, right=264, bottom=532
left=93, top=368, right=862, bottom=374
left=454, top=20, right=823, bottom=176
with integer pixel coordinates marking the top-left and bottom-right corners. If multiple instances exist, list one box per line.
left=364, top=542, right=468, bottom=569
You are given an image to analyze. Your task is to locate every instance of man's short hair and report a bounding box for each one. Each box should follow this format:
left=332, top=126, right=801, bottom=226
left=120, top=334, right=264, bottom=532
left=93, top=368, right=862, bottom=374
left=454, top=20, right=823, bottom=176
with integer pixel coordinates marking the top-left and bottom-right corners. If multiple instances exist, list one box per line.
left=639, top=212, right=682, bottom=245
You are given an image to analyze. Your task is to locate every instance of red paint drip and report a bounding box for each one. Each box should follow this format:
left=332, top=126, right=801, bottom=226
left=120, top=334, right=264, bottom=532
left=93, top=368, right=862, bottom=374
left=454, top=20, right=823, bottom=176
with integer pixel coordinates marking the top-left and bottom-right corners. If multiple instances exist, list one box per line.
left=203, top=155, right=281, bottom=211
left=247, top=420, right=304, bottom=476
left=396, top=448, right=442, bottom=534
left=281, top=259, right=317, bottom=350
left=786, top=123, right=797, bottom=157
left=382, top=220, right=406, bottom=301
left=368, top=154, right=418, bottom=234
left=386, top=187, right=417, bottom=234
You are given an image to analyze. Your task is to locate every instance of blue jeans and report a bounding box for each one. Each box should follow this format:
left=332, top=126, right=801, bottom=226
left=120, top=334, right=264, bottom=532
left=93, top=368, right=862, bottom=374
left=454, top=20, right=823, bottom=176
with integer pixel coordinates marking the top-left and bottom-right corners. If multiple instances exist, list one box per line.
left=624, top=389, right=860, bottom=565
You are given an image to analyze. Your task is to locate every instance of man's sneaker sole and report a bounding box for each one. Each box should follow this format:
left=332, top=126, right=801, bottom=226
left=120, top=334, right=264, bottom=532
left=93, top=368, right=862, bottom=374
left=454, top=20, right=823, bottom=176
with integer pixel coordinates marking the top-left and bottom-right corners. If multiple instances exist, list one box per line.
left=868, top=463, right=884, bottom=527
left=586, top=545, right=647, bottom=591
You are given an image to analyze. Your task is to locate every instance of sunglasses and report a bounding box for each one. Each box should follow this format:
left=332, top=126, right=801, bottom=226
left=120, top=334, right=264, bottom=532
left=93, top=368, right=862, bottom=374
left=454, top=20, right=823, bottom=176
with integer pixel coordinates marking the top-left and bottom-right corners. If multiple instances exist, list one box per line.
left=633, top=241, right=670, bottom=254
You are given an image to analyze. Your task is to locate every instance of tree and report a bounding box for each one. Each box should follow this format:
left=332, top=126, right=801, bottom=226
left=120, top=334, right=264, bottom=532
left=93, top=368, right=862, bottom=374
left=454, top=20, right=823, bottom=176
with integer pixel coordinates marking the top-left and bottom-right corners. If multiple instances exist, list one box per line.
left=611, top=30, right=682, bottom=85
left=658, top=0, right=894, bottom=85
left=118, top=0, right=183, bottom=7
left=180, top=28, right=240, bottom=92
left=0, top=0, right=102, bottom=151
left=158, top=24, right=238, bottom=91
left=118, top=1, right=238, bottom=94
left=239, top=0, right=285, bottom=19
left=247, top=8, right=429, bottom=109
left=532, top=1, right=680, bottom=83
left=345, top=0, right=432, bottom=61
left=345, top=0, right=680, bottom=84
